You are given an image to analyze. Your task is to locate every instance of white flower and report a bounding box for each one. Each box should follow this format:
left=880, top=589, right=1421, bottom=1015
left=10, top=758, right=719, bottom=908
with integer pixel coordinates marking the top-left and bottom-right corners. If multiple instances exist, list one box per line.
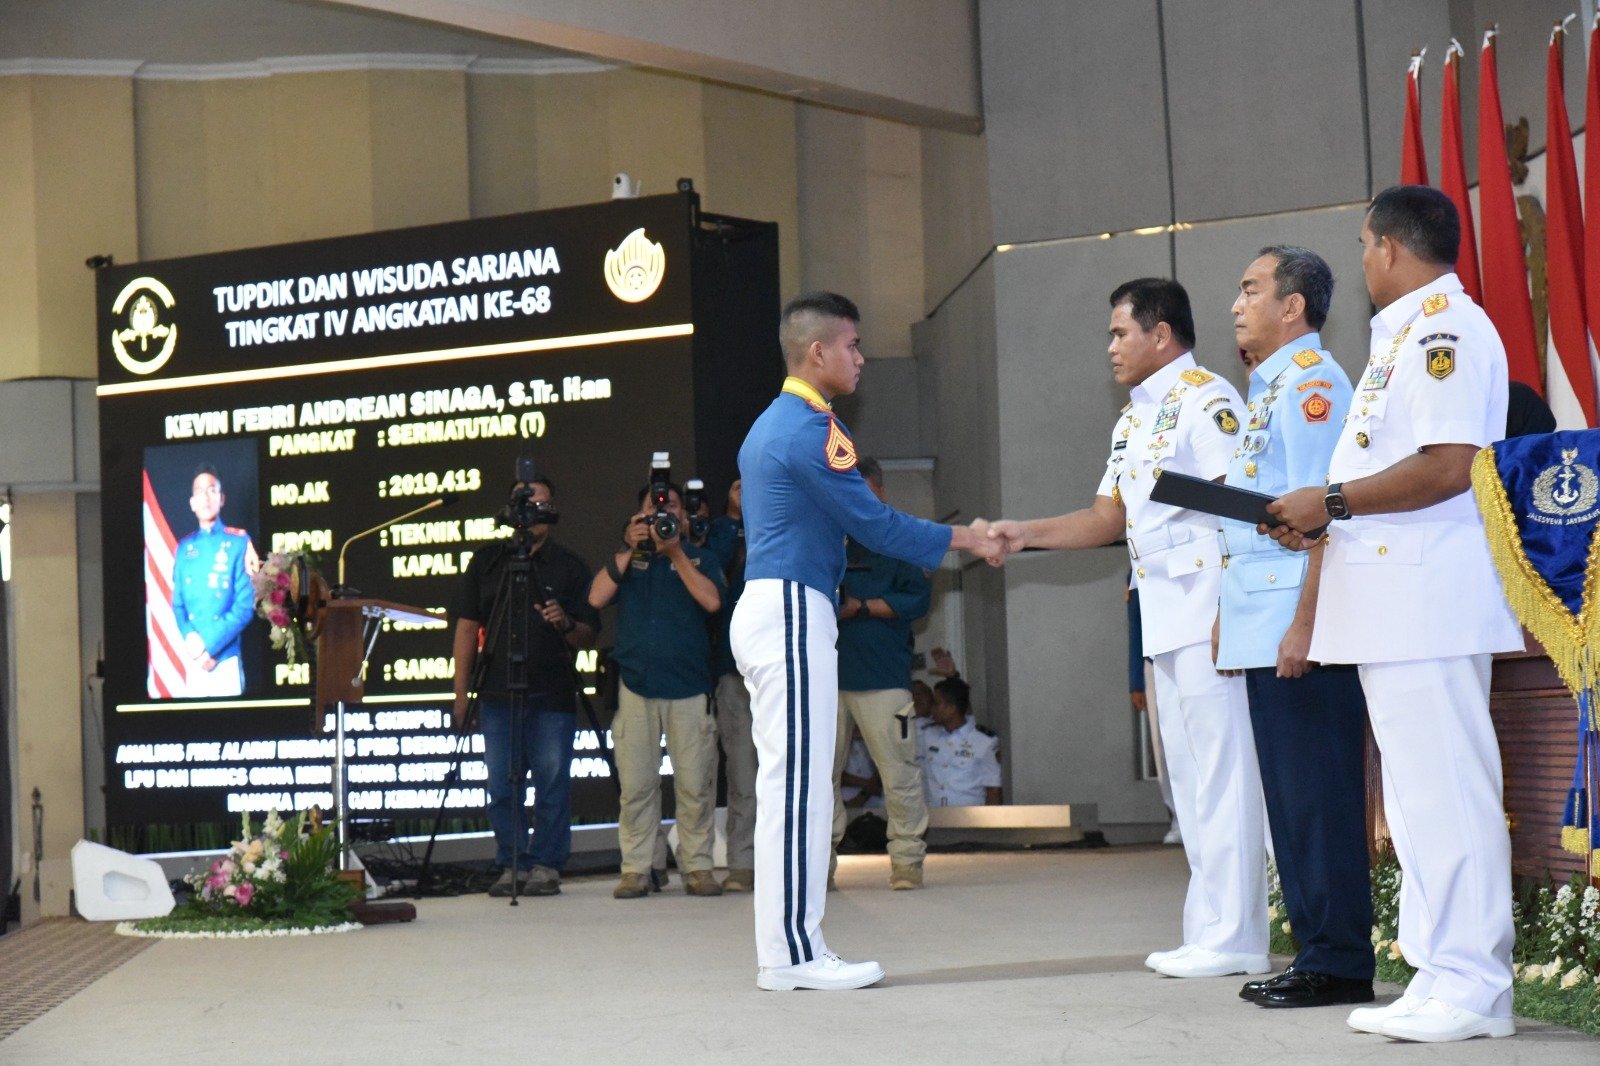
left=1520, top=964, right=1543, bottom=984
left=1560, top=965, right=1586, bottom=989
left=1280, top=921, right=1293, bottom=935
left=1540, top=959, right=1563, bottom=982
left=1267, top=905, right=1279, bottom=921
left=1387, top=941, right=1405, bottom=961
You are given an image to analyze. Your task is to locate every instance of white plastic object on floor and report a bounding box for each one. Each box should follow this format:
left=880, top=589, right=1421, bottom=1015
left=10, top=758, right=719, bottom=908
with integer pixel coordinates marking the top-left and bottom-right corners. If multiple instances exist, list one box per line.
left=70, top=840, right=175, bottom=921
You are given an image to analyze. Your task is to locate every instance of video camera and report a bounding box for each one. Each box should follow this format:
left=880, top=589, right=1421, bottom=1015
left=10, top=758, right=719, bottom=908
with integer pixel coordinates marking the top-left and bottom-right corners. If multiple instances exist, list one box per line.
left=496, top=443, right=560, bottom=531
left=643, top=452, right=679, bottom=541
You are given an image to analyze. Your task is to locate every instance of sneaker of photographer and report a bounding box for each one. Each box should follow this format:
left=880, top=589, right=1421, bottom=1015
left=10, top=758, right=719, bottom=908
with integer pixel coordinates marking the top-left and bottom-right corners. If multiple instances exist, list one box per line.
left=757, top=952, right=886, bottom=991
left=613, top=872, right=651, bottom=899
left=488, top=867, right=528, bottom=898
left=889, top=862, right=923, bottom=890
left=684, top=870, right=724, bottom=896
left=721, top=868, right=754, bottom=892
left=523, top=865, right=560, bottom=896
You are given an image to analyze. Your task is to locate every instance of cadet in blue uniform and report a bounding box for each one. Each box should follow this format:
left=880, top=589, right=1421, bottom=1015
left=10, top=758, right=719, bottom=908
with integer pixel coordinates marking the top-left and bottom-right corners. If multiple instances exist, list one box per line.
left=171, top=464, right=256, bottom=697
left=731, top=291, right=1004, bottom=992
left=1213, top=247, right=1373, bottom=1009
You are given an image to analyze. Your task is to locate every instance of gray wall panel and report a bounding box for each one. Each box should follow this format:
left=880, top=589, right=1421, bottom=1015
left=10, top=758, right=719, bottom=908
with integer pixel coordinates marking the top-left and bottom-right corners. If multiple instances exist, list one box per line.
left=1165, top=0, right=1367, bottom=221
left=832, top=356, right=927, bottom=459
left=1362, top=0, right=1451, bottom=193
left=1173, top=203, right=1374, bottom=392
left=979, top=0, right=1169, bottom=243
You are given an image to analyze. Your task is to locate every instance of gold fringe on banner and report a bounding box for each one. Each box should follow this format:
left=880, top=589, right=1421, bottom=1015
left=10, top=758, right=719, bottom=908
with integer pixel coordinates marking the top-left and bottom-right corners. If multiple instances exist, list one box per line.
left=1471, top=446, right=1600, bottom=697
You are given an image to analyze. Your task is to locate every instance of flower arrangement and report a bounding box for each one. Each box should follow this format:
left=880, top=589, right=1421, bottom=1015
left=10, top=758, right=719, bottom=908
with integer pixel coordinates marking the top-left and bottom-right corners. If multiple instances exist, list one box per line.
left=120, top=809, right=359, bottom=938
left=252, top=551, right=311, bottom=664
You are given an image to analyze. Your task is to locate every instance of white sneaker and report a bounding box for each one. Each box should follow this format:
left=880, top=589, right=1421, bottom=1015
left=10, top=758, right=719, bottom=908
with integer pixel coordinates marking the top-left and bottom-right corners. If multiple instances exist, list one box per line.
left=1162, top=822, right=1182, bottom=845
left=1155, top=948, right=1271, bottom=978
left=1377, top=998, right=1515, bottom=1042
left=756, top=952, right=886, bottom=991
left=1143, top=944, right=1194, bottom=970
left=1347, top=992, right=1424, bottom=1033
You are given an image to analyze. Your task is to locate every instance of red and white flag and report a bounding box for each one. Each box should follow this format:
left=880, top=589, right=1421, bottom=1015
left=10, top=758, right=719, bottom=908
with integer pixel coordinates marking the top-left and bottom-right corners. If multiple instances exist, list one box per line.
left=1402, top=49, right=1430, bottom=185
left=1584, top=13, right=1600, bottom=387
left=144, top=469, right=189, bottom=698
left=1478, top=26, right=1543, bottom=392
left=1545, top=17, right=1597, bottom=427
left=1439, top=39, right=1482, bottom=303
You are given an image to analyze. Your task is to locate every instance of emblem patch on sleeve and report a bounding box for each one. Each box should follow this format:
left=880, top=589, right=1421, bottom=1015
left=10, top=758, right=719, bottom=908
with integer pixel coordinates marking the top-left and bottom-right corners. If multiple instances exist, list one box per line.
left=1426, top=345, right=1455, bottom=380
left=1292, top=350, right=1322, bottom=368
left=1300, top=392, right=1331, bottom=423
left=1212, top=408, right=1240, bottom=434
left=1179, top=368, right=1214, bottom=386
left=824, top=418, right=858, bottom=472
left=1422, top=293, right=1449, bottom=316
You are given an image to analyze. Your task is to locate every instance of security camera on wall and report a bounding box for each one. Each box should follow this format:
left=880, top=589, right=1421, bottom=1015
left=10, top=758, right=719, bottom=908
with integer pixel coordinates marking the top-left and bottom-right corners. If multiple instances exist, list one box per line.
left=612, top=172, right=641, bottom=199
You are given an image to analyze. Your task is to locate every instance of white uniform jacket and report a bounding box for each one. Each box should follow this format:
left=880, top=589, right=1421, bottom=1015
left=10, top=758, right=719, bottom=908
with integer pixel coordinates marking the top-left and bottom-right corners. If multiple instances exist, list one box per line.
left=1311, top=274, right=1524, bottom=664
left=1097, top=353, right=1246, bottom=656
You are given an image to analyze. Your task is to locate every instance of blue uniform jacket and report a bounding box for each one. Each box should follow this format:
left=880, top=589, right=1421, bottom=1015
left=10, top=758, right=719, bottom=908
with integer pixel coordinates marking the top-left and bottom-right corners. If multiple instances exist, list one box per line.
left=837, top=538, right=931, bottom=692
left=612, top=542, right=726, bottom=699
left=171, top=522, right=255, bottom=661
left=739, top=378, right=950, bottom=598
left=1216, top=335, right=1352, bottom=670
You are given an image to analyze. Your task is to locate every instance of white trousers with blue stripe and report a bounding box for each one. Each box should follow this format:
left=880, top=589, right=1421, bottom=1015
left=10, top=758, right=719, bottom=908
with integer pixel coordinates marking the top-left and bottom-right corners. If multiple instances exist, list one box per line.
left=731, top=578, right=838, bottom=969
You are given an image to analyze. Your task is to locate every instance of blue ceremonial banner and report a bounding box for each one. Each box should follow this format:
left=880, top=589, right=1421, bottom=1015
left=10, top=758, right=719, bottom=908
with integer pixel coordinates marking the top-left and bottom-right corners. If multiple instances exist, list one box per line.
left=1472, top=430, right=1600, bottom=876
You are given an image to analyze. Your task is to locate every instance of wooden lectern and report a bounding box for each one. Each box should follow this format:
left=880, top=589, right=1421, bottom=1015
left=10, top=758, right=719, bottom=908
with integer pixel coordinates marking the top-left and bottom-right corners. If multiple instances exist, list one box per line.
left=314, top=596, right=443, bottom=924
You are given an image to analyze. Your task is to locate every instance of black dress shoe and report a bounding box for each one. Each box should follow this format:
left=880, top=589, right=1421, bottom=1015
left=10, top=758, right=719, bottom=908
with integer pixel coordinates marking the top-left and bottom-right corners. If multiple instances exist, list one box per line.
left=1238, top=965, right=1296, bottom=1001
left=1253, top=969, right=1374, bottom=1009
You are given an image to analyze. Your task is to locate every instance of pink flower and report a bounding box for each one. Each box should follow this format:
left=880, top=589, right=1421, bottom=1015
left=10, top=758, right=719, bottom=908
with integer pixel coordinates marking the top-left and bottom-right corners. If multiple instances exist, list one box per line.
left=270, top=588, right=287, bottom=605
left=276, top=570, right=292, bottom=589
left=234, top=882, right=254, bottom=906
left=269, top=610, right=290, bottom=628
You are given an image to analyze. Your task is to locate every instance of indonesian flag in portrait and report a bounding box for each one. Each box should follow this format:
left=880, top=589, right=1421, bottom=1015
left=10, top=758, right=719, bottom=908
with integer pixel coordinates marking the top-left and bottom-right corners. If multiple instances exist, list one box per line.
left=1545, top=19, right=1598, bottom=428
left=1586, top=13, right=1600, bottom=397
left=1478, top=26, right=1543, bottom=393
left=1440, top=40, right=1482, bottom=303
left=144, top=469, right=189, bottom=698
left=1401, top=49, right=1429, bottom=185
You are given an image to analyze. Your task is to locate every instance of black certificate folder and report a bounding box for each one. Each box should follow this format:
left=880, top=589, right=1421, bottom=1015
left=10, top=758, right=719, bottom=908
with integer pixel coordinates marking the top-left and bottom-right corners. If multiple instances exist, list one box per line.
left=1148, top=470, right=1277, bottom=528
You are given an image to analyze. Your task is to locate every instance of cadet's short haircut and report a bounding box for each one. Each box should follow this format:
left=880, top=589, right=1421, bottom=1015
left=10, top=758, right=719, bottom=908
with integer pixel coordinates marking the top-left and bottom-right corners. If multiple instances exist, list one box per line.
left=193, top=462, right=221, bottom=484
left=857, top=456, right=883, bottom=487
left=934, top=676, right=971, bottom=715
left=1366, top=185, right=1459, bottom=267
left=1108, top=278, right=1196, bottom=351
left=1258, top=245, right=1334, bottom=330
left=779, top=291, right=860, bottom=366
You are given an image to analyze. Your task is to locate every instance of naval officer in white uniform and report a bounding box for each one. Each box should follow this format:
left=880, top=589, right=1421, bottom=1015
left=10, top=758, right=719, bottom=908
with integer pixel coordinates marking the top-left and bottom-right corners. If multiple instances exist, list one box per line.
left=992, top=278, right=1269, bottom=979
left=1267, top=185, right=1523, bottom=1043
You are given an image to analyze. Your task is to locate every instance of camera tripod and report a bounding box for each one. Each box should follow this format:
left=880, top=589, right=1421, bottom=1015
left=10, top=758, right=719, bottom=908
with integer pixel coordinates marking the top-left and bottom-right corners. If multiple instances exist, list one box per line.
left=414, top=525, right=617, bottom=904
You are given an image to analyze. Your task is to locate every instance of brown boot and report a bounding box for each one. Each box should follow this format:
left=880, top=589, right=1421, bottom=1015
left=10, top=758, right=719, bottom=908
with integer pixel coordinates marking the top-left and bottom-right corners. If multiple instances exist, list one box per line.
left=613, top=872, right=651, bottom=899
left=721, top=867, right=754, bottom=892
left=890, top=862, right=924, bottom=890
left=684, top=870, right=724, bottom=896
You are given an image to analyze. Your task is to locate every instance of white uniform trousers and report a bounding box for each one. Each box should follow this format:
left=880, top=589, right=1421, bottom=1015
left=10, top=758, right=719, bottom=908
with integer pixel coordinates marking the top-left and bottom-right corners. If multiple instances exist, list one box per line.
left=731, top=579, right=838, bottom=969
left=1361, top=655, right=1513, bottom=1018
left=715, top=672, right=758, bottom=871
left=1150, top=641, right=1266, bottom=955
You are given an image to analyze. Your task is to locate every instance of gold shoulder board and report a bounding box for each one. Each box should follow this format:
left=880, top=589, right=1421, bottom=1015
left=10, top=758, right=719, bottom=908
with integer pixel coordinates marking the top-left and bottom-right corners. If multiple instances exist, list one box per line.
left=1292, top=350, right=1322, bottom=368
left=1179, top=369, right=1214, bottom=386
left=1422, top=293, right=1449, bottom=316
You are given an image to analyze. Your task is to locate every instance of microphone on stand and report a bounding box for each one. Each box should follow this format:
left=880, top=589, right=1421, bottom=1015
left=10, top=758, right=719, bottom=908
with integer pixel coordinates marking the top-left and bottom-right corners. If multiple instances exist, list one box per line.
left=333, top=492, right=461, bottom=597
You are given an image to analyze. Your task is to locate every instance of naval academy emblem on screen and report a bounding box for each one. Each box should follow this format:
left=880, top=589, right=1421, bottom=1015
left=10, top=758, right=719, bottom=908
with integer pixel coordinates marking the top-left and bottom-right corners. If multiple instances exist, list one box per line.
left=110, top=276, right=178, bottom=375
left=604, top=227, right=666, bottom=303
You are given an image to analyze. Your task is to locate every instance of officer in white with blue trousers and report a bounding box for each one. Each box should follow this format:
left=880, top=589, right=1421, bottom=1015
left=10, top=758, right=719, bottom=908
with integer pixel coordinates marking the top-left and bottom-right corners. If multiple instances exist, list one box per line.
left=992, top=278, right=1270, bottom=979
left=732, top=291, right=1004, bottom=991
left=1268, top=186, right=1523, bottom=1043
left=1214, top=247, right=1375, bottom=1010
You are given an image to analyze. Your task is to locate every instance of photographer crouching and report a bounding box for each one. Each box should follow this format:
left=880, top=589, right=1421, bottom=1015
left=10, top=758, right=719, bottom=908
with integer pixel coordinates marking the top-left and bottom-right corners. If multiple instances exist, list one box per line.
left=450, top=476, right=599, bottom=898
left=589, top=461, right=726, bottom=899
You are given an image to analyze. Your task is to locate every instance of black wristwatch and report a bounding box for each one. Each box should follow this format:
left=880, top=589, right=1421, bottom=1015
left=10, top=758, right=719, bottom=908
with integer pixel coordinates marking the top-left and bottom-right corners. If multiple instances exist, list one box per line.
left=1324, top=482, right=1353, bottom=520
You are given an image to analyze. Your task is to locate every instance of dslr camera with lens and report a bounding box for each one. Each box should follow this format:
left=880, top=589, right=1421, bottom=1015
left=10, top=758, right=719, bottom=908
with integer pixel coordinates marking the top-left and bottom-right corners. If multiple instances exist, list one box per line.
left=496, top=449, right=559, bottom=531
left=684, top=477, right=709, bottom=541
left=642, top=452, right=679, bottom=542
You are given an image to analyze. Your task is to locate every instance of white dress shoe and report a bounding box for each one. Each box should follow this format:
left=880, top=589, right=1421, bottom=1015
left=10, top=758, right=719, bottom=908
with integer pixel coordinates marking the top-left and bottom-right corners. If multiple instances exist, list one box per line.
left=1143, top=944, right=1194, bottom=970
left=1347, top=992, right=1424, bottom=1033
left=1161, top=822, right=1182, bottom=845
left=756, top=952, right=886, bottom=991
left=1155, top=948, right=1270, bottom=978
left=1378, top=998, right=1515, bottom=1043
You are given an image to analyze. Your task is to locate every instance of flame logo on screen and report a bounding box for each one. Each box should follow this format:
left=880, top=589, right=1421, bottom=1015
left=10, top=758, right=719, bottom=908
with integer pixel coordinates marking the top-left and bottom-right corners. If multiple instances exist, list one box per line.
left=604, top=228, right=666, bottom=303
left=111, top=276, right=178, bottom=375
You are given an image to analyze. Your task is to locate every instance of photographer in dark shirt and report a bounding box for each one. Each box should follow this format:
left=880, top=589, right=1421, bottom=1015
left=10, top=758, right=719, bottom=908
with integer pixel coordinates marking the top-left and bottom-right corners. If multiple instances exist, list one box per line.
left=590, top=480, right=725, bottom=899
left=450, top=478, right=598, bottom=898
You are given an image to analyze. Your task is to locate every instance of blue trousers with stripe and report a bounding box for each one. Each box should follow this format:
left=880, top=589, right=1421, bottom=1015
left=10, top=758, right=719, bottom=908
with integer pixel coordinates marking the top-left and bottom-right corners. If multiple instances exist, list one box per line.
left=730, top=579, right=839, bottom=969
